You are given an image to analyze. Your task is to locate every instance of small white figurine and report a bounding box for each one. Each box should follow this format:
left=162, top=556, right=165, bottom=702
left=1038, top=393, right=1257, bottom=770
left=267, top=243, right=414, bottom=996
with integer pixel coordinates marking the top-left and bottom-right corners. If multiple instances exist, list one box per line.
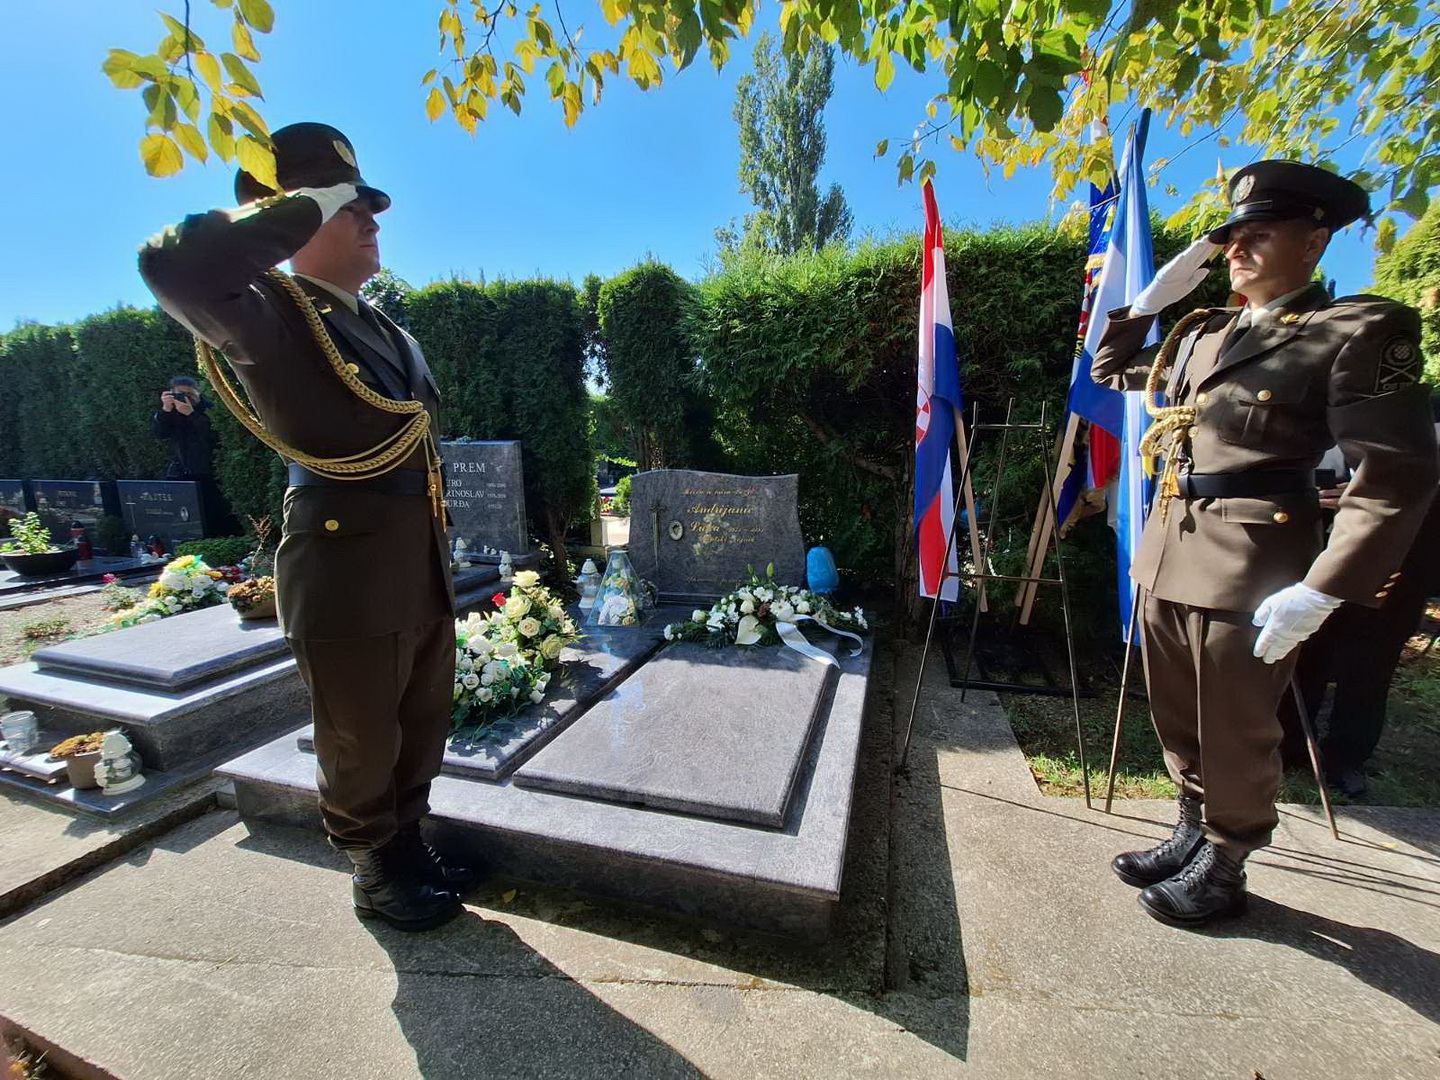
left=498, top=551, right=514, bottom=584
left=94, top=730, right=146, bottom=795
left=452, top=537, right=472, bottom=568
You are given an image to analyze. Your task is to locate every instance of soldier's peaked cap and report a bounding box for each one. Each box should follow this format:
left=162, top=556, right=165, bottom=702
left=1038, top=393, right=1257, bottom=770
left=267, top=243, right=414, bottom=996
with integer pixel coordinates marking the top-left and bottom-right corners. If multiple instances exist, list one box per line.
left=234, top=122, right=390, bottom=213
left=1207, top=160, right=1367, bottom=244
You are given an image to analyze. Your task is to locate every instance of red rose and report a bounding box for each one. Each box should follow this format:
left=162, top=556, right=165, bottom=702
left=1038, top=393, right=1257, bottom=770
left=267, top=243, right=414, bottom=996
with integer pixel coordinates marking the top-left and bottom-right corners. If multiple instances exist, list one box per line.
left=492, top=592, right=507, bottom=607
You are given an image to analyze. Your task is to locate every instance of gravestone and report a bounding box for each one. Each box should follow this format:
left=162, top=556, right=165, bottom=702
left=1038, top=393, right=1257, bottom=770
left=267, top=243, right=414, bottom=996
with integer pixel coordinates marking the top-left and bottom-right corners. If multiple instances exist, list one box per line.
left=30, top=480, right=117, bottom=533
left=515, top=642, right=835, bottom=827
left=628, top=470, right=805, bottom=600
left=0, top=481, right=31, bottom=530
left=441, top=440, right=529, bottom=558
left=117, top=480, right=206, bottom=548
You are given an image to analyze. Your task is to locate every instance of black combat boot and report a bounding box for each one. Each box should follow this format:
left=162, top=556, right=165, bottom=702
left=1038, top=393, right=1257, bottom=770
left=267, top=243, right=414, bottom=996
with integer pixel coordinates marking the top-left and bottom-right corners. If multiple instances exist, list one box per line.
left=350, top=841, right=462, bottom=932
left=1111, top=797, right=1205, bottom=888
left=1137, top=841, right=1248, bottom=927
left=393, top=822, right=484, bottom=894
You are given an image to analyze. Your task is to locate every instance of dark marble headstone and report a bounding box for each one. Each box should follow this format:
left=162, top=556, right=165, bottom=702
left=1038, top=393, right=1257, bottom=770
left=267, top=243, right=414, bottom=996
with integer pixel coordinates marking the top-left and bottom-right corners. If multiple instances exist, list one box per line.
left=117, top=480, right=206, bottom=547
left=30, top=480, right=117, bottom=533
left=441, top=440, right=529, bottom=557
left=0, top=481, right=31, bottom=532
left=514, top=642, right=836, bottom=827
left=627, top=470, right=805, bottom=599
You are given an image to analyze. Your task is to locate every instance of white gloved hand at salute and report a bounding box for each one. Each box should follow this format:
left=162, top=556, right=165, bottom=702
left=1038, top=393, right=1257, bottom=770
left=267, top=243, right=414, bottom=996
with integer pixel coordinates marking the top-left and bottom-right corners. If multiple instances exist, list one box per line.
left=292, top=183, right=360, bottom=224
left=1130, top=238, right=1222, bottom=317
left=1252, top=583, right=1343, bottom=665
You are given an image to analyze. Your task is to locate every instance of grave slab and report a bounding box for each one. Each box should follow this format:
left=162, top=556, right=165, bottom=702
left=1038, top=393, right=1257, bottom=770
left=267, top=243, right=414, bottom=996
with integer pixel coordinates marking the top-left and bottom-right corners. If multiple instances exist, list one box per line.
left=117, top=479, right=206, bottom=547
left=516, top=643, right=836, bottom=827
left=32, top=601, right=288, bottom=690
left=442, top=440, right=532, bottom=558
left=0, top=555, right=155, bottom=597
left=627, top=469, right=805, bottom=600
left=29, top=479, right=119, bottom=532
left=295, top=624, right=664, bottom=780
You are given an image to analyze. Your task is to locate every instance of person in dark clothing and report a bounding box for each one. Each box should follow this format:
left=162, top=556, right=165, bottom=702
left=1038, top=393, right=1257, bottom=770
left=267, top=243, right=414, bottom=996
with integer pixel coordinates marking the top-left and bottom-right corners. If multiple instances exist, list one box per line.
left=152, top=375, right=216, bottom=479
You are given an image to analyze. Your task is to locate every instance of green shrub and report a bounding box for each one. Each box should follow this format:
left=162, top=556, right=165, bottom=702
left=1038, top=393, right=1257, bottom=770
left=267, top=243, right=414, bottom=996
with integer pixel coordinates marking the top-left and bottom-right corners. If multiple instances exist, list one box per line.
left=93, top=514, right=130, bottom=557
left=175, top=535, right=253, bottom=567
left=613, top=474, right=632, bottom=515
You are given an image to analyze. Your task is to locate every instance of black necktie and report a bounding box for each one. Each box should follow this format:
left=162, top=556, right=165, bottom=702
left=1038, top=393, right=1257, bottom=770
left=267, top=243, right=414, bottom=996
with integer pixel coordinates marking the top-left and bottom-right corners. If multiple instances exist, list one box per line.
left=1221, top=310, right=1253, bottom=356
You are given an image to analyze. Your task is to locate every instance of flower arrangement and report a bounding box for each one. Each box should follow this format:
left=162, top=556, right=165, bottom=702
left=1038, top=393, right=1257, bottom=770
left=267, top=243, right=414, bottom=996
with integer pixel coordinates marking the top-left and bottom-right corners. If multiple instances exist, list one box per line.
left=111, top=554, right=231, bottom=628
left=227, top=575, right=276, bottom=618
left=451, top=569, right=583, bottom=732
left=662, top=567, right=869, bottom=647
left=49, top=731, right=106, bottom=759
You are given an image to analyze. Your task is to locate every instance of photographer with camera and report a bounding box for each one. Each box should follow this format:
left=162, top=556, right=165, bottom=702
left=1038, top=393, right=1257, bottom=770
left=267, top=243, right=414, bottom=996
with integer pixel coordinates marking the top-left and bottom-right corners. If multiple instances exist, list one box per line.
left=152, top=375, right=216, bottom=480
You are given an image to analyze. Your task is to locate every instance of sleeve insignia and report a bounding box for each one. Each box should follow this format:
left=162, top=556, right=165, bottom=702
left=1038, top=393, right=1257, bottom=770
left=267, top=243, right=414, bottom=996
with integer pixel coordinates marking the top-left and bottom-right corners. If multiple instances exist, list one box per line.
left=1374, top=336, right=1422, bottom=393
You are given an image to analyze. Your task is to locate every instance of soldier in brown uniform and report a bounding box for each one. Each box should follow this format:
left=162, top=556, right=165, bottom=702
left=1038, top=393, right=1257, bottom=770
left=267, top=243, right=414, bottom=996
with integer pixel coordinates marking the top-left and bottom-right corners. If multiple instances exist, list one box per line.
left=139, top=123, right=476, bottom=931
left=1093, top=161, right=1438, bottom=926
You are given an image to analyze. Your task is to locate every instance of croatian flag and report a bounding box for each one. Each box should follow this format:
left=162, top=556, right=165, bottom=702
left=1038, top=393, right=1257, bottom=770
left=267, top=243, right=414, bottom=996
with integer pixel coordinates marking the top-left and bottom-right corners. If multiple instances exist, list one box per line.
left=915, top=180, right=962, bottom=601
left=1077, top=111, right=1158, bottom=637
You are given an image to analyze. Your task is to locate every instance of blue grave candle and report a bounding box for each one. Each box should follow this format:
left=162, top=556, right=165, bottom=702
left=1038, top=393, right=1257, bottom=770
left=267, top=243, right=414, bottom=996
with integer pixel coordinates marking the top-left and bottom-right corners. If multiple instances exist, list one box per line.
left=806, top=546, right=840, bottom=596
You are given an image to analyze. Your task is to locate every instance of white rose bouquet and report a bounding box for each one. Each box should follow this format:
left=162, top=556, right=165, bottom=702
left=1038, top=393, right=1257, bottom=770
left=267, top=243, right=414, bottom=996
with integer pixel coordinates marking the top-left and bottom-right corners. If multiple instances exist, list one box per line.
left=662, top=567, right=868, bottom=648
left=451, top=570, right=583, bottom=733
left=112, top=554, right=230, bottom=629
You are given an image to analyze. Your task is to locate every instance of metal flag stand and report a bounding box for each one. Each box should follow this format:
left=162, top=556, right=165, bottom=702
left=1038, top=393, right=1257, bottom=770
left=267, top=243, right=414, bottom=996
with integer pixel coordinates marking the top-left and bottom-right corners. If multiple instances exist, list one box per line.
left=899, top=398, right=1093, bottom=810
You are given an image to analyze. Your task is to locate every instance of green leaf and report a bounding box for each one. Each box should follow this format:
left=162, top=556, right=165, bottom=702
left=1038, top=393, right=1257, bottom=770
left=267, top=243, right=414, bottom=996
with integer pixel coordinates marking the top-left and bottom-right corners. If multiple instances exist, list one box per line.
left=874, top=139, right=889, bottom=158
left=140, top=132, right=184, bottom=177
left=102, top=49, right=145, bottom=90
left=221, top=53, right=264, bottom=98
left=159, top=12, right=205, bottom=52
left=172, top=121, right=209, bottom=162
left=236, top=134, right=278, bottom=189
left=233, top=20, right=261, bottom=62
left=237, top=0, right=275, bottom=34
left=207, top=111, right=237, bottom=161
left=1026, top=87, right=1064, bottom=132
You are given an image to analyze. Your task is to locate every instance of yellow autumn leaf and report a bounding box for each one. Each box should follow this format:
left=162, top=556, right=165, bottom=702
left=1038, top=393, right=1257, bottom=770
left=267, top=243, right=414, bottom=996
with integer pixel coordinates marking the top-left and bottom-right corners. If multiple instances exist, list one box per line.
left=236, top=135, right=277, bottom=189
left=140, top=133, right=183, bottom=177
left=501, top=889, right=516, bottom=904
left=172, top=121, right=209, bottom=162
left=233, top=20, right=261, bottom=62
left=426, top=86, right=445, bottom=121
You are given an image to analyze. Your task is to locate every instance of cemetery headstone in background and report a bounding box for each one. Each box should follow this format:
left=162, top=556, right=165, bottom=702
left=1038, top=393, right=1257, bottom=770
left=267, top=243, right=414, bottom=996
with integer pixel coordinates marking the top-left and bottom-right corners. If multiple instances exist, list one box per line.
left=628, top=469, right=805, bottom=600
left=441, top=440, right=530, bottom=558
left=0, top=481, right=31, bottom=530
left=30, top=480, right=118, bottom=533
left=117, top=480, right=206, bottom=548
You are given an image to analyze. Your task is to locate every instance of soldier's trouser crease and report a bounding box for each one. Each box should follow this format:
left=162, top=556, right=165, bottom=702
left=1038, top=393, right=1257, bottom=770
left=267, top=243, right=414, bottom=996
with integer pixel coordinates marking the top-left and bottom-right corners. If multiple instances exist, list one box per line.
left=289, top=616, right=455, bottom=851
left=1140, top=596, right=1297, bottom=853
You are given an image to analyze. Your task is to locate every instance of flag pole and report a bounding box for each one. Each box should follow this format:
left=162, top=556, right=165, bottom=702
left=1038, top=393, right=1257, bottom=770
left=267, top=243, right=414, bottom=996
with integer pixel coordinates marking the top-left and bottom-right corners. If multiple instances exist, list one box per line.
left=1017, top=412, right=1082, bottom=623
left=953, top=412, right=988, bottom=612
left=1103, top=589, right=1144, bottom=812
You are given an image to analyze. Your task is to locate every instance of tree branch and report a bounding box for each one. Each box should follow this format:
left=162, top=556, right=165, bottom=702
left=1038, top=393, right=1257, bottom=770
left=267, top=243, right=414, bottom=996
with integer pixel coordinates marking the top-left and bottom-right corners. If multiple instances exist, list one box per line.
left=797, top=408, right=899, bottom=481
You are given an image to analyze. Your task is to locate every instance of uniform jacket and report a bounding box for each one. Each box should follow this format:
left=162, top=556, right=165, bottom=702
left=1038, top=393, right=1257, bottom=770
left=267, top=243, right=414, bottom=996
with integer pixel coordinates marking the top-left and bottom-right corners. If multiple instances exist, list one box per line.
left=1093, top=283, right=1438, bottom=612
left=138, top=195, right=455, bottom=639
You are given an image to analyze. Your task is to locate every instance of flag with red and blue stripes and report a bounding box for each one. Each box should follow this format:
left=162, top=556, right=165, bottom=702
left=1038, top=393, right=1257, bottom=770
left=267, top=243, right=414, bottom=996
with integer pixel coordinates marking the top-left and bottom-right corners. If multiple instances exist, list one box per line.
left=915, top=181, right=962, bottom=601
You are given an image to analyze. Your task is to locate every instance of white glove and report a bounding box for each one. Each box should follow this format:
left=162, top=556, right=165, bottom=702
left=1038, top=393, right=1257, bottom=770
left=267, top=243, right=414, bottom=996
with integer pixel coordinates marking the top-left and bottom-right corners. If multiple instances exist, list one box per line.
left=292, top=183, right=360, bottom=224
left=1130, top=238, right=1222, bottom=317
left=1251, top=583, right=1343, bottom=665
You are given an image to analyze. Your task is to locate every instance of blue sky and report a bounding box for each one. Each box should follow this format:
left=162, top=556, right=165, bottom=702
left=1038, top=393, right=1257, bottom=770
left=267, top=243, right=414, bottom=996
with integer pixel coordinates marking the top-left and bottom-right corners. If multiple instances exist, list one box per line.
left=1, top=1, right=1381, bottom=328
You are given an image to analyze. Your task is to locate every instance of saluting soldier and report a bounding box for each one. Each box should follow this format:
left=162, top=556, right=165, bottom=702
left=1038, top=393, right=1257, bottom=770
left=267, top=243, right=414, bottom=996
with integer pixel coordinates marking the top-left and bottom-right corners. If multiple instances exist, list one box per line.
left=139, top=123, right=476, bottom=931
left=1093, top=161, right=1438, bottom=926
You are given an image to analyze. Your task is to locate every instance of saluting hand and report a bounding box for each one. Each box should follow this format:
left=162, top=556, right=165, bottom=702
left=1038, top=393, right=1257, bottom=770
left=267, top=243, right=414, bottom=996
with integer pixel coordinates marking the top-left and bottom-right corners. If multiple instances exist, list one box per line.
left=1130, top=238, right=1223, bottom=317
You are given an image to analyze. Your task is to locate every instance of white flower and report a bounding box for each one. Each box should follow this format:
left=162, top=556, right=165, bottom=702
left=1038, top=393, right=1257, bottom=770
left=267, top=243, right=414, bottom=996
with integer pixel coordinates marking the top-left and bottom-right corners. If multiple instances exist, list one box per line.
left=511, top=685, right=520, bottom=697
left=494, top=641, right=519, bottom=659
left=547, top=603, right=565, bottom=621
left=757, top=587, right=773, bottom=603
left=461, top=673, right=480, bottom=690
left=159, top=572, right=185, bottom=590
left=478, top=687, right=493, bottom=703
left=536, top=675, right=550, bottom=692
left=504, top=594, right=531, bottom=619
left=529, top=689, right=544, bottom=703
left=857, top=613, right=868, bottom=630
left=540, top=635, right=565, bottom=659
left=740, top=598, right=755, bottom=614
left=692, top=609, right=707, bottom=623
left=514, top=569, right=541, bottom=588
left=737, top=589, right=753, bottom=602
left=771, top=601, right=795, bottom=622
left=518, top=616, right=542, bottom=638
left=459, top=657, right=474, bottom=673
left=482, top=660, right=506, bottom=684
left=663, top=624, right=675, bottom=641
left=735, top=614, right=763, bottom=646
left=455, top=648, right=466, bottom=667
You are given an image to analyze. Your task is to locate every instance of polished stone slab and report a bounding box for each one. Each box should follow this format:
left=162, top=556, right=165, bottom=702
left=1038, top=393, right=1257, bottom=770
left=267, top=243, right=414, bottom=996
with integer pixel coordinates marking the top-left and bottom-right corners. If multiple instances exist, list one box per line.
left=0, top=735, right=70, bottom=784
left=295, top=624, right=666, bottom=781
left=0, top=755, right=211, bottom=818
left=116, top=479, right=206, bottom=547
left=29, top=479, right=119, bottom=532
left=0, top=555, right=155, bottom=596
left=442, top=439, right=530, bottom=557
left=221, top=634, right=873, bottom=939
left=628, top=469, right=805, bottom=600
left=515, top=642, right=835, bottom=827
left=32, top=602, right=288, bottom=690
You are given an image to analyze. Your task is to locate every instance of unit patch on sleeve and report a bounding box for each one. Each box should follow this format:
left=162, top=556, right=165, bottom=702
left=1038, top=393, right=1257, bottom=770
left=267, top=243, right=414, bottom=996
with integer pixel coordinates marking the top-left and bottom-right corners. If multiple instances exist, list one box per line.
left=1374, top=336, right=1423, bottom=393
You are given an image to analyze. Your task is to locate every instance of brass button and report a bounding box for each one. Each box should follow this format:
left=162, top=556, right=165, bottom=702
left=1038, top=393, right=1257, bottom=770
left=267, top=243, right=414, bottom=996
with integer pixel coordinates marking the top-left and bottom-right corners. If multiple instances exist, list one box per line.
left=1256, top=389, right=1273, bottom=402
left=345, top=363, right=360, bottom=374
left=1195, top=392, right=1209, bottom=405
left=1272, top=511, right=1290, bottom=524
left=324, top=519, right=340, bottom=532
left=1188, top=425, right=1200, bottom=438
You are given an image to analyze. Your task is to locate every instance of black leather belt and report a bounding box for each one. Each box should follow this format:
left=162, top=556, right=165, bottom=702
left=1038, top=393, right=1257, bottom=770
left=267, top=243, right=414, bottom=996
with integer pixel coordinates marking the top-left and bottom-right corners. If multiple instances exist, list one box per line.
left=286, top=463, right=429, bottom=497
left=1175, top=469, right=1315, bottom=499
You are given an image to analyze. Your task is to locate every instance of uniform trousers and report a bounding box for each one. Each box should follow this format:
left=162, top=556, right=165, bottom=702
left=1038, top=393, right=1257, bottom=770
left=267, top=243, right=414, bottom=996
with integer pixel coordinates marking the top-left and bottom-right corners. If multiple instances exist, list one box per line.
left=289, top=616, right=455, bottom=851
left=1140, top=596, right=1298, bottom=853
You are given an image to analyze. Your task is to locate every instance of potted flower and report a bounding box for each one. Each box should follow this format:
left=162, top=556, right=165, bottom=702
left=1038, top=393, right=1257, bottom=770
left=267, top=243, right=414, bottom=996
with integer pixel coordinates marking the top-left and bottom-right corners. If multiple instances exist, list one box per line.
left=49, top=731, right=107, bottom=789
left=0, top=512, right=79, bottom=577
left=228, top=575, right=277, bottom=620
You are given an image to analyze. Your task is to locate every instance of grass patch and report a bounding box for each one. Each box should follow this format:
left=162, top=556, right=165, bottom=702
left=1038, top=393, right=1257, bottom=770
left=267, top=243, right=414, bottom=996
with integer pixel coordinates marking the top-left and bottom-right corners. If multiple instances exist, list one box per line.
left=1002, top=602, right=1440, bottom=808
left=17, top=615, right=70, bottom=641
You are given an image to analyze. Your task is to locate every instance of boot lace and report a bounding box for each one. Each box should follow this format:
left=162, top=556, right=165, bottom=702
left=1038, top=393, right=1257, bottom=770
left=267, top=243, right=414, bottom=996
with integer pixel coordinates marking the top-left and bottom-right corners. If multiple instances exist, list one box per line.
left=1170, top=842, right=1216, bottom=890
